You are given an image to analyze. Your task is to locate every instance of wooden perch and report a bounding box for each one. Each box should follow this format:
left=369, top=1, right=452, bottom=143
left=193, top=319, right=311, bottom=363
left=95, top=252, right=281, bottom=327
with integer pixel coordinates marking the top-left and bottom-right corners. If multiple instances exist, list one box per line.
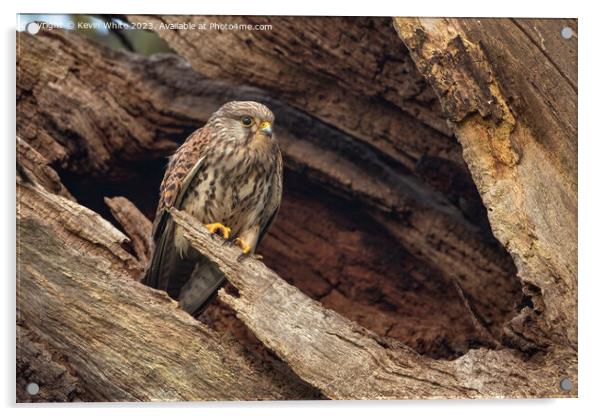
left=169, top=207, right=575, bottom=399
left=16, top=176, right=320, bottom=402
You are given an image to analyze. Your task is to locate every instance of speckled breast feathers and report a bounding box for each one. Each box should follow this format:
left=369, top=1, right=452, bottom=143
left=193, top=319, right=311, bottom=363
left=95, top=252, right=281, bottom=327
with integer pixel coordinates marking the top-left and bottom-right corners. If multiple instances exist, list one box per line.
left=144, top=101, right=282, bottom=312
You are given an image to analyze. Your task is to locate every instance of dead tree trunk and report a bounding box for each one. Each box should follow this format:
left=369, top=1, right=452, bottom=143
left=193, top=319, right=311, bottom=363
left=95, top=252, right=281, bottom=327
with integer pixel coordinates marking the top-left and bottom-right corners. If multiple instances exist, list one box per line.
left=394, top=16, right=577, bottom=359
left=16, top=16, right=577, bottom=401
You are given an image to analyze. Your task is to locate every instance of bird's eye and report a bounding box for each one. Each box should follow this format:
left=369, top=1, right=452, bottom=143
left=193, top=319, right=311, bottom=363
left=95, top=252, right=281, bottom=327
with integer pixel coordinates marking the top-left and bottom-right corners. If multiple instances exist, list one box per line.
left=241, top=116, right=253, bottom=126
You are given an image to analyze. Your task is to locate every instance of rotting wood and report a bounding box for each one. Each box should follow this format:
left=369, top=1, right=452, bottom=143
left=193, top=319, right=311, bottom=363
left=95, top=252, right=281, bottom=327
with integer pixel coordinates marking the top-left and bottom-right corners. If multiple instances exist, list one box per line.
left=393, top=15, right=577, bottom=384
left=171, top=208, right=577, bottom=399
left=16, top=176, right=322, bottom=402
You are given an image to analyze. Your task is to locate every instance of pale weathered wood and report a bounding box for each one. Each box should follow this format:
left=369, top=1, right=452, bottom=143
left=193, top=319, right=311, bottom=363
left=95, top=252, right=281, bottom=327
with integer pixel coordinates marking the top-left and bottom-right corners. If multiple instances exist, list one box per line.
left=171, top=207, right=576, bottom=399
left=16, top=176, right=320, bottom=402
left=393, top=16, right=577, bottom=384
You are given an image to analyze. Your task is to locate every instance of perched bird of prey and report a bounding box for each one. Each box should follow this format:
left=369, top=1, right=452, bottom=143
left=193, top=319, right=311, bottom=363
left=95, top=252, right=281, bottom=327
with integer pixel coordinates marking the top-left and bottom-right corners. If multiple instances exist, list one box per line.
left=143, top=101, right=282, bottom=314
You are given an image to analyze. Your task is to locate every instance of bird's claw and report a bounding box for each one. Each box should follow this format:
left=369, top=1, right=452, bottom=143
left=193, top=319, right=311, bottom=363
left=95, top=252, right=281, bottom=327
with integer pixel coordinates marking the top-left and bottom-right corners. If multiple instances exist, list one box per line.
left=233, top=238, right=252, bottom=261
left=204, top=223, right=231, bottom=239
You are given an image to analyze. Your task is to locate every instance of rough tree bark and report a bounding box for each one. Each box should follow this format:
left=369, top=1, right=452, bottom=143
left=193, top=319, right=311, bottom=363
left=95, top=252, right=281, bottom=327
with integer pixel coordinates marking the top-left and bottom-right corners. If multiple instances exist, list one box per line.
left=394, top=16, right=577, bottom=360
left=17, top=173, right=321, bottom=401
left=16, top=16, right=577, bottom=401
left=171, top=208, right=574, bottom=399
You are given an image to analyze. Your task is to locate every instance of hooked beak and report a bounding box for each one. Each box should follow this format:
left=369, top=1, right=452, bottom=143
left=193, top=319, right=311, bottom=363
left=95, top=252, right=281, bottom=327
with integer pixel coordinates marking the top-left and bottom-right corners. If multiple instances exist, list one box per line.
left=259, top=121, right=273, bottom=137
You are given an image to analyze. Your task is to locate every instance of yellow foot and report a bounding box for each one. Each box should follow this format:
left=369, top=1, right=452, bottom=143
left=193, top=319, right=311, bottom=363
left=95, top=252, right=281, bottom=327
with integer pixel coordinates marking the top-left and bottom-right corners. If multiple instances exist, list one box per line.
left=204, top=223, right=231, bottom=239
left=233, top=238, right=252, bottom=255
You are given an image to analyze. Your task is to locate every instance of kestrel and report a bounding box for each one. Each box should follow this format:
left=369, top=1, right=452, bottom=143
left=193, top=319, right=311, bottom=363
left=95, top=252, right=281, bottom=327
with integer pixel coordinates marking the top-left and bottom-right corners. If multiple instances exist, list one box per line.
left=143, top=101, right=283, bottom=314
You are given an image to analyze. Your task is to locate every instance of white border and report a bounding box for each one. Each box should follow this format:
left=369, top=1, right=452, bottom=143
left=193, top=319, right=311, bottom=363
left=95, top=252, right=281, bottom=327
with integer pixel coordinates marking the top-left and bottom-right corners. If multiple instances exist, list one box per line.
left=9, top=0, right=583, bottom=17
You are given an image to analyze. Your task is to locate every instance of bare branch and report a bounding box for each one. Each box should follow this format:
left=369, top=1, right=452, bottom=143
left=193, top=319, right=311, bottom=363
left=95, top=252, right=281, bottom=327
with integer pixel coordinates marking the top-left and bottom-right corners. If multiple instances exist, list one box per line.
left=171, top=208, right=576, bottom=399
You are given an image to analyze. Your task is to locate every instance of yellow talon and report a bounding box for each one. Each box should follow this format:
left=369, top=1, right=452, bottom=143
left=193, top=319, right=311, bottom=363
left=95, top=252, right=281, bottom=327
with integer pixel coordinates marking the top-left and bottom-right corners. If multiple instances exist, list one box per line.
left=204, top=223, right=231, bottom=239
left=233, top=238, right=252, bottom=255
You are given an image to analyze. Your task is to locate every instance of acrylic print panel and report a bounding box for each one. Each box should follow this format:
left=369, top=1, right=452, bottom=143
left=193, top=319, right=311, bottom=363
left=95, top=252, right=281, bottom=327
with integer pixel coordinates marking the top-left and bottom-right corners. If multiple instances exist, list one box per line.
left=16, top=15, right=577, bottom=401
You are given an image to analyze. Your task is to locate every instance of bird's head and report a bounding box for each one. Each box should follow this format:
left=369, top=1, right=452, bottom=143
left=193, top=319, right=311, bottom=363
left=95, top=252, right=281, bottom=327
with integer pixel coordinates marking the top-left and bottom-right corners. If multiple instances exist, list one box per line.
left=209, top=101, right=275, bottom=146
